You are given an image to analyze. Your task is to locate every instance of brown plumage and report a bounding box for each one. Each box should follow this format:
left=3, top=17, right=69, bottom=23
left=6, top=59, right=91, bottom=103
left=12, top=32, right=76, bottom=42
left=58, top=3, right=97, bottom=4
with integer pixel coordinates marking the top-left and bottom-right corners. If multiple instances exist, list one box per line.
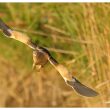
left=0, top=19, right=36, bottom=49
left=32, top=47, right=99, bottom=97
left=0, top=19, right=99, bottom=97
left=32, top=47, right=49, bottom=70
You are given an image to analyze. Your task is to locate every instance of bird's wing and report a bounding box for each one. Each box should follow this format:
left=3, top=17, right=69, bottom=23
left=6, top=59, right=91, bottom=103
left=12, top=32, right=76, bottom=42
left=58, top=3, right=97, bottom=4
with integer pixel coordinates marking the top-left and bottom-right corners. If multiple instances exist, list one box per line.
left=0, top=19, right=36, bottom=49
left=0, top=19, right=99, bottom=97
left=0, top=19, right=12, bottom=36
left=66, top=77, right=99, bottom=97
left=48, top=56, right=99, bottom=97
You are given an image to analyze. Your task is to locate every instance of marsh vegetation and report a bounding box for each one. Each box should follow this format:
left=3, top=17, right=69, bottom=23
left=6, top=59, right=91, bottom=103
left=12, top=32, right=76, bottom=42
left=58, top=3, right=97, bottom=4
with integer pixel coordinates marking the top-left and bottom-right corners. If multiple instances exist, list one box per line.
left=0, top=3, right=110, bottom=107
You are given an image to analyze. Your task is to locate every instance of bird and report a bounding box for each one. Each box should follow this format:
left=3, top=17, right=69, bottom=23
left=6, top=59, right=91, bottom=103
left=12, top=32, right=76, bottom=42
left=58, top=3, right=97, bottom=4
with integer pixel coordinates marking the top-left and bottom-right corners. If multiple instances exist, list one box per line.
left=0, top=19, right=99, bottom=97
left=32, top=47, right=49, bottom=70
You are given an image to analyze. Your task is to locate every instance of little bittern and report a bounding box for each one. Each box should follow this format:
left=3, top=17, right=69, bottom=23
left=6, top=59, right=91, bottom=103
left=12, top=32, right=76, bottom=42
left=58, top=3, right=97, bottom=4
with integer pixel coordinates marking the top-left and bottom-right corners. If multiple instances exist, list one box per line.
left=0, top=19, right=99, bottom=97
left=32, top=47, right=49, bottom=70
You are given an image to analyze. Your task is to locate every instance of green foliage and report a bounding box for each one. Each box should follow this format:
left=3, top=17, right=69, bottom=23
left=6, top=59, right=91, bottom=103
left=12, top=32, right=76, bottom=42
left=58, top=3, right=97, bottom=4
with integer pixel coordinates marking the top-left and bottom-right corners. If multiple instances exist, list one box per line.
left=0, top=3, right=110, bottom=107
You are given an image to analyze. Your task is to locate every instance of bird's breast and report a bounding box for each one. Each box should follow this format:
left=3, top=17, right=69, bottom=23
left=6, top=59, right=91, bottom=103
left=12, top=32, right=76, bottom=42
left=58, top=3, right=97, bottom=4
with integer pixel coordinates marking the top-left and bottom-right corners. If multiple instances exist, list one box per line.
left=33, top=50, right=48, bottom=67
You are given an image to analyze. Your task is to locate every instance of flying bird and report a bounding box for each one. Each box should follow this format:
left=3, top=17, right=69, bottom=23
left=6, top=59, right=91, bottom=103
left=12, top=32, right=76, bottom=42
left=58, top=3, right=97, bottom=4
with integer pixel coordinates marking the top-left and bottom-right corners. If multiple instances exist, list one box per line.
left=0, top=19, right=99, bottom=97
left=32, top=47, right=49, bottom=70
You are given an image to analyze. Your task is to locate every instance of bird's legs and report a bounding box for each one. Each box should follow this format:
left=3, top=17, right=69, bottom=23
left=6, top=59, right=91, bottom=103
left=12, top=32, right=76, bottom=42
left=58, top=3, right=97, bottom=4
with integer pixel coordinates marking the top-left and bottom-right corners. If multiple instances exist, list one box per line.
left=32, top=62, right=42, bottom=72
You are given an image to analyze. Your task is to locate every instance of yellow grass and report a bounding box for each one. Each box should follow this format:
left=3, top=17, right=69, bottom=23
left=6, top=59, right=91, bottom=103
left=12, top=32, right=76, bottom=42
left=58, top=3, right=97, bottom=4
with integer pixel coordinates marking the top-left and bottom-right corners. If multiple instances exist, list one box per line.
left=0, top=3, right=110, bottom=107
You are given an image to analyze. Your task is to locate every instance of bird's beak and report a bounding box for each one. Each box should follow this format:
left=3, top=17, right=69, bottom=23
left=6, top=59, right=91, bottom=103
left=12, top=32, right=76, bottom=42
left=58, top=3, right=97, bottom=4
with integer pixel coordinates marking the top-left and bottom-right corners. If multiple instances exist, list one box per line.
left=0, top=19, right=12, bottom=37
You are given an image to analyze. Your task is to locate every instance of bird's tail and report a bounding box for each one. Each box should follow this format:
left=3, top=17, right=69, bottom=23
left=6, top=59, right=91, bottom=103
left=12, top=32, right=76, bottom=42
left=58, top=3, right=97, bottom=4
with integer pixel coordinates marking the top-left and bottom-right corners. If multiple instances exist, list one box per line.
left=66, top=77, right=99, bottom=97
left=0, top=19, right=12, bottom=37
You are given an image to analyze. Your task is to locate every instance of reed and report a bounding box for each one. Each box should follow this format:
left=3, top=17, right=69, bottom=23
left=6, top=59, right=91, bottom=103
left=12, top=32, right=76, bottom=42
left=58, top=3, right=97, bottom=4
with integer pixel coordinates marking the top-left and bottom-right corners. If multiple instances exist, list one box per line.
left=0, top=3, right=110, bottom=107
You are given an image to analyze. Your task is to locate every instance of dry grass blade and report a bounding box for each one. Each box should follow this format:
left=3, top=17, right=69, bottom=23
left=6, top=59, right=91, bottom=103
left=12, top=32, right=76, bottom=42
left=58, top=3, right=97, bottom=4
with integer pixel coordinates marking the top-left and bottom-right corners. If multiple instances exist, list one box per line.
left=0, top=3, right=110, bottom=107
left=45, top=47, right=77, bottom=55
left=15, top=28, right=94, bottom=44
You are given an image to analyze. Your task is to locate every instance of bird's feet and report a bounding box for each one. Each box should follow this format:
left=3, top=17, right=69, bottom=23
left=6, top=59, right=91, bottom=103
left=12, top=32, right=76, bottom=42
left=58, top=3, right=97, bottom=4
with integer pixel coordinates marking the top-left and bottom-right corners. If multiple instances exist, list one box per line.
left=32, top=64, right=42, bottom=72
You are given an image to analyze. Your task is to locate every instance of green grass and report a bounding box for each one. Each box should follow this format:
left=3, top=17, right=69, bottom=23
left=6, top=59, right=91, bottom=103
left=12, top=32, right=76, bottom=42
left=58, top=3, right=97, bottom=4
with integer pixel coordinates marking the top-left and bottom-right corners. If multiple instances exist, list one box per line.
left=0, top=3, right=110, bottom=107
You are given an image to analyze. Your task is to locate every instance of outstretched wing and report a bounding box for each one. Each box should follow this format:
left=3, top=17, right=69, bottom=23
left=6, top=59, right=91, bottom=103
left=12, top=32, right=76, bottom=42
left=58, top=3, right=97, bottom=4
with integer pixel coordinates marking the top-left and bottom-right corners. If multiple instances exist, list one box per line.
left=0, top=19, right=99, bottom=97
left=0, top=19, right=36, bottom=49
left=48, top=56, right=99, bottom=97
left=66, top=77, right=99, bottom=97
left=0, top=19, right=12, bottom=36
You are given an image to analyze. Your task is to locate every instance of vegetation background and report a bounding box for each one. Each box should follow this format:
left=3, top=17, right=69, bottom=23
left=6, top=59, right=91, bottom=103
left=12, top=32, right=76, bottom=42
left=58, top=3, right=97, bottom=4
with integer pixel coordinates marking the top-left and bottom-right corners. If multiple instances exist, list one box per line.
left=0, top=3, right=110, bottom=107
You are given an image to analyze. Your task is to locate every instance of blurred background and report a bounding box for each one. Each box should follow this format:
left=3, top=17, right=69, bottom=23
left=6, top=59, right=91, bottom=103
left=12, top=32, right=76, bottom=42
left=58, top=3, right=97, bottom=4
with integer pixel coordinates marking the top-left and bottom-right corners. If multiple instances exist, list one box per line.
left=0, top=3, right=110, bottom=107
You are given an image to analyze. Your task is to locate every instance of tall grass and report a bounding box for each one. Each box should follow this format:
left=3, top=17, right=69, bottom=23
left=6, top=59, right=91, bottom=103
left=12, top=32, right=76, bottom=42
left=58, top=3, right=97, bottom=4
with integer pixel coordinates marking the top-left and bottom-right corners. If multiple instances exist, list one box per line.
left=0, top=3, right=110, bottom=107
